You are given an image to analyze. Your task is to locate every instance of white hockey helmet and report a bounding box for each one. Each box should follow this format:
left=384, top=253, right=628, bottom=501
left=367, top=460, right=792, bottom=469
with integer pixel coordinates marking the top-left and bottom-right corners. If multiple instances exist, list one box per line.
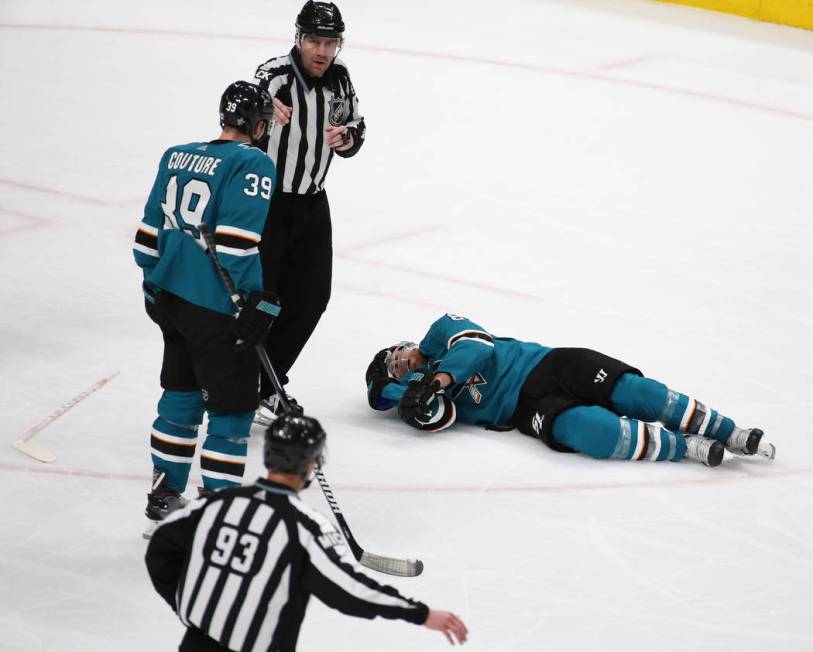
left=385, top=341, right=418, bottom=381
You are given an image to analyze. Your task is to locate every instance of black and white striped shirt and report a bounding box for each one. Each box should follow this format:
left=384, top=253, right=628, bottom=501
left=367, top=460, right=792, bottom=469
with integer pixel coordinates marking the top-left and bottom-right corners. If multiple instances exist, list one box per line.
left=145, top=478, right=427, bottom=652
left=254, top=48, right=366, bottom=195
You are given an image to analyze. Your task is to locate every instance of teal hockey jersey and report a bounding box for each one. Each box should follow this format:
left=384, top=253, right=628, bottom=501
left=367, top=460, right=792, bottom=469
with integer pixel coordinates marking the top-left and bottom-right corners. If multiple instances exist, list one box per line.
left=381, top=314, right=552, bottom=426
left=133, top=140, right=276, bottom=315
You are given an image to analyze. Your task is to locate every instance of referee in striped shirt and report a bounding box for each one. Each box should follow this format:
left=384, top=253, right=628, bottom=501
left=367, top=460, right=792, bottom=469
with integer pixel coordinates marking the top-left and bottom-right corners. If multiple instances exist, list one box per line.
left=145, top=415, right=468, bottom=651
left=252, top=1, right=367, bottom=418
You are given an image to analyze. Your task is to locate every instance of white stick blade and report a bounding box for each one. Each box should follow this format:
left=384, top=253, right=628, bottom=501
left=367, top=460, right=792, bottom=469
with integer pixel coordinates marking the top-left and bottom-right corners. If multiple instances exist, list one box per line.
left=12, top=440, right=56, bottom=463
left=360, top=551, right=424, bottom=577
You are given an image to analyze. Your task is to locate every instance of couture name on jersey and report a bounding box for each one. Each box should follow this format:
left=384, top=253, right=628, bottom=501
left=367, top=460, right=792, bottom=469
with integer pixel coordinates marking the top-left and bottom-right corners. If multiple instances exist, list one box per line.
left=167, top=151, right=222, bottom=177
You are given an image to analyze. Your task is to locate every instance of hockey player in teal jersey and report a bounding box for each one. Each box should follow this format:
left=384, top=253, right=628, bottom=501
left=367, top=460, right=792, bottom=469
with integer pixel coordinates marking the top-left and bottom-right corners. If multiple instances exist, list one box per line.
left=134, top=81, right=278, bottom=537
left=366, top=314, right=776, bottom=468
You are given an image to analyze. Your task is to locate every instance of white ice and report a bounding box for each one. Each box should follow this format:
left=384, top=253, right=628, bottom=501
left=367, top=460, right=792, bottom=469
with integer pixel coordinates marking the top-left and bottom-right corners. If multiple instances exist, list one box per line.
left=2, top=0, right=812, bottom=650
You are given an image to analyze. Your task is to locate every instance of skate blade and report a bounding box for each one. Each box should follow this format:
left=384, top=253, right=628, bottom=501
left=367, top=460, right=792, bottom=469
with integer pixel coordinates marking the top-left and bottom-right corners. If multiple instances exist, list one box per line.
left=757, top=441, right=776, bottom=460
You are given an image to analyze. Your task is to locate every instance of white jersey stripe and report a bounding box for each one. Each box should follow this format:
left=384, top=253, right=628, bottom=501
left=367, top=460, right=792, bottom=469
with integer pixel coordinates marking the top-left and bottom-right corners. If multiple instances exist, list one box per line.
left=298, top=88, right=318, bottom=194
left=283, top=86, right=302, bottom=189
left=215, top=225, right=261, bottom=242
left=247, top=503, right=273, bottom=534
left=179, top=504, right=222, bottom=622
left=250, top=565, right=291, bottom=652
left=133, top=242, right=159, bottom=257
left=229, top=524, right=290, bottom=651
left=216, top=244, right=259, bottom=257
left=208, top=573, right=243, bottom=642
left=223, top=496, right=250, bottom=526
left=447, top=330, right=494, bottom=350
left=189, top=566, right=221, bottom=627
left=138, top=222, right=159, bottom=236
left=452, top=335, right=494, bottom=348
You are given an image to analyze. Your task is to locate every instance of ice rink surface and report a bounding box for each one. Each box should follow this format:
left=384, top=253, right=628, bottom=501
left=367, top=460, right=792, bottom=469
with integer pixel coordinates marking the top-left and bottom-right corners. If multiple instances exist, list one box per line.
left=2, top=0, right=813, bottom=649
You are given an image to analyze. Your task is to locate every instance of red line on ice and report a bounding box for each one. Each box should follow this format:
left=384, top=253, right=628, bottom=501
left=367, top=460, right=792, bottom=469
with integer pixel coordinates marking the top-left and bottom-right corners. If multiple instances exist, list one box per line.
left=0, top=178, right=140, bottom=207
left=336, top=283, right=450, bottom=310
left=0, top=207, right=52, bottom=235
left=2, top=22, right=813, bottom=123
left=337, top=252, right=547, bottom=302
left=598, top=55, right=652, bottom=71
left=336, top=227, right=441, bottom=255
left=1, top=460, right=809, bottom=492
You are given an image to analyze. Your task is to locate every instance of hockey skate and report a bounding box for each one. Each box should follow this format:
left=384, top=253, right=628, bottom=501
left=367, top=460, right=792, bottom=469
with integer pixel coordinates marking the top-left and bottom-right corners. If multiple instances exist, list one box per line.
left=725, top=427, right=775, bottom=459
left=756, top=438, right=776, bottom=460
left=254, top=393, right=304, bottom=426
left=685, top=435, right=725, bottom=468
left=143, top=491, right=188, bottom=540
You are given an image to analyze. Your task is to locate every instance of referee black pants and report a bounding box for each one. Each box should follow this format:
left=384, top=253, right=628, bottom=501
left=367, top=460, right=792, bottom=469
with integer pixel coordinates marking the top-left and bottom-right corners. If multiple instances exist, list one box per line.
left=259, top=190, right=332, bottom=396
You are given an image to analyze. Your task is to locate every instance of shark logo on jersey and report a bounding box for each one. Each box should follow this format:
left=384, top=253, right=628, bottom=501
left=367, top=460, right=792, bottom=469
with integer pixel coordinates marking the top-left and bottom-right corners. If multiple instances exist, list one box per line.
left=328, top=96, right=349, bottom=126
left=594, top=368, right=608, bottom=384
left=451, top=372, right=486, bottom=403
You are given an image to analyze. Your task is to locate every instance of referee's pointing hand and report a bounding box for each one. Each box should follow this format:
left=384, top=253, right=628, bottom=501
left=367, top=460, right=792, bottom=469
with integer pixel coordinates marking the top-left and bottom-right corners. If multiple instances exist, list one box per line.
left=424, top=610, right=469, bottom=645
left=272, top=97, right=292, bottom=125
left=326, top=125, right=353, bottom=151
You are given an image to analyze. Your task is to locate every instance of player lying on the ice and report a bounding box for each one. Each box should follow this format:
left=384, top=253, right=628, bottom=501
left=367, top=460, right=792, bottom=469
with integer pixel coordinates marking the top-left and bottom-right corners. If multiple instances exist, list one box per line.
left=365, top=314, right=775, bottom=467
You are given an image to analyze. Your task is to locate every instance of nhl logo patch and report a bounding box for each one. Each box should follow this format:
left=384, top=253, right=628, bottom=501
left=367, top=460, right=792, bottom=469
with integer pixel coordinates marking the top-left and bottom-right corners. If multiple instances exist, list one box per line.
left=328, top=96, right=349, bottom=126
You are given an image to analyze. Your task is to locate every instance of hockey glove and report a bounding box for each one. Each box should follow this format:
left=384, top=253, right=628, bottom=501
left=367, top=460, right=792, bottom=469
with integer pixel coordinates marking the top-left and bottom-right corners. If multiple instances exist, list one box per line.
left=398, top=369, right=456, bottom=432
left=398, top=369, right=439, bottom=420
left=366, top=347, right=397, bottom=410
left=230, top=291, right=281, bottom=351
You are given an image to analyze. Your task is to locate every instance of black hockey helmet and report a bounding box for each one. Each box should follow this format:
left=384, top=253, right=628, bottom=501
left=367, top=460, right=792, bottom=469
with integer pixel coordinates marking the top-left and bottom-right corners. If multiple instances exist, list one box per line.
left=264, top=414, right=327, bottom=475
left=219, top=81, right=273, bottom=139
left=296, top=1, right=345, bottom=39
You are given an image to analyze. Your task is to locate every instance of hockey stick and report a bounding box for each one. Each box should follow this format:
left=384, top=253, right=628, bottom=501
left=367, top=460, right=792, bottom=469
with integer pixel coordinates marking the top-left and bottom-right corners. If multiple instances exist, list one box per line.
left=312, top=467, right=424, bottom=577
left=12, top=371, right=120, bottom=463
left=198, top=222, right=424, bottom=577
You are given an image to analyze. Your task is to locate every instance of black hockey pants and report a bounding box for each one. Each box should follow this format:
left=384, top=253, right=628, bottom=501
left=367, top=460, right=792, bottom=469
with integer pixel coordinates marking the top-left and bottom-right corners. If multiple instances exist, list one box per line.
left=258, top=190, right=332, bottom=397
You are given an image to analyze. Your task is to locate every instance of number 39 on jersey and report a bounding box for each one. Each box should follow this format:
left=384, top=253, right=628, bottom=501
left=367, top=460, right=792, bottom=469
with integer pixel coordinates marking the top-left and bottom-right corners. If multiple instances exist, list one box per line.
left=159, top=172, right=272, bottom=236
left=244, top=173, right=272, bottom=199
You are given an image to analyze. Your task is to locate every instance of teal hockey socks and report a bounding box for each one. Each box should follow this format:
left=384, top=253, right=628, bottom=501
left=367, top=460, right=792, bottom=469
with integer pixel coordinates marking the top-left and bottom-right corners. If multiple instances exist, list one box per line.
left=552, top=405, right=686, bottom=461
left=150, top=390, right=205, bottom=493
left=610, top=373, right=736, bottom=444
left=201, top=411, right=253, bottom=490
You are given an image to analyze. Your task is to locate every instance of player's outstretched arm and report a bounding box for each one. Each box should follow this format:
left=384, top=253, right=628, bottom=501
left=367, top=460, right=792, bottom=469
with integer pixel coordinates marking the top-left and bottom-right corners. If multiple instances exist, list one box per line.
left=424, top=610, right=468, bottom=645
